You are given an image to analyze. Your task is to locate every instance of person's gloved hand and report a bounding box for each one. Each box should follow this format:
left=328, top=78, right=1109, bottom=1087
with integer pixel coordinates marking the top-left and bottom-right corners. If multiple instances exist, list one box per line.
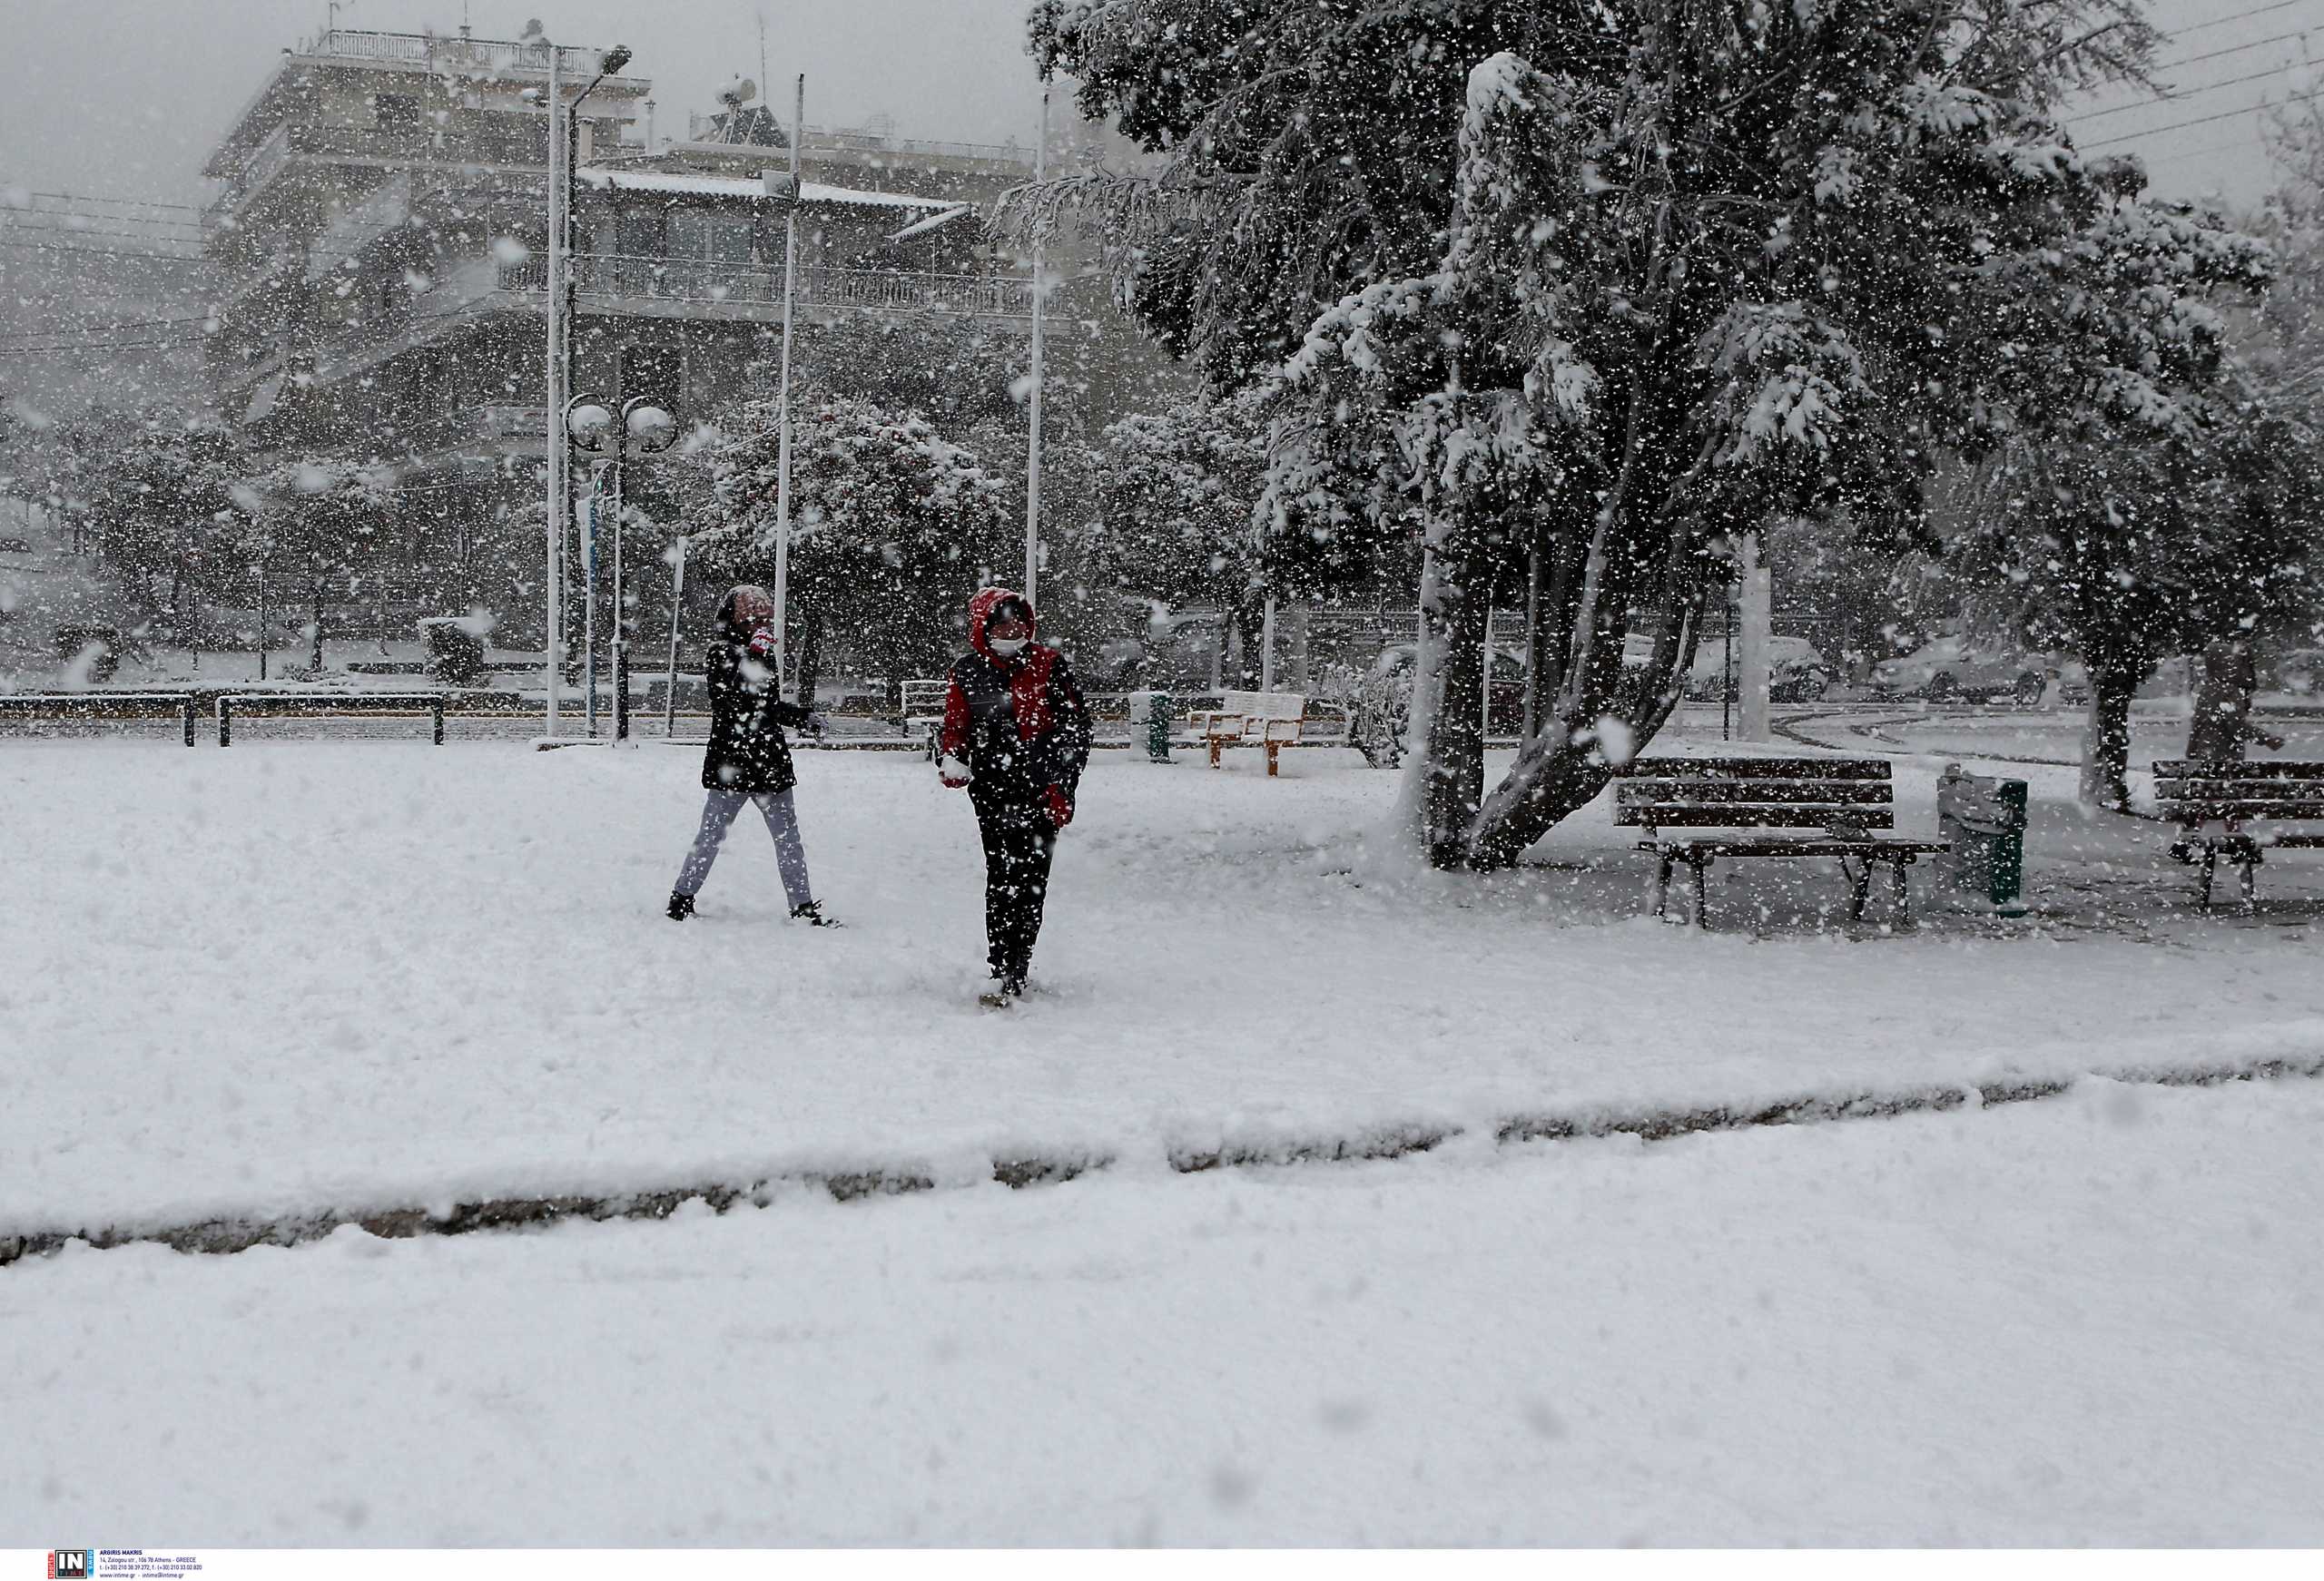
left=939, top=754, right=971, bottom=789
left=1044, top=784, right=1074, bottom=830
left=746, top=626, right=780, bottom=663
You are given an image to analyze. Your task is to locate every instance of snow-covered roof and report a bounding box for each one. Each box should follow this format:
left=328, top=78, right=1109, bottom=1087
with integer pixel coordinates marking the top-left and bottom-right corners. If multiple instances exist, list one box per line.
left=576, top=168, right=952, bottom=211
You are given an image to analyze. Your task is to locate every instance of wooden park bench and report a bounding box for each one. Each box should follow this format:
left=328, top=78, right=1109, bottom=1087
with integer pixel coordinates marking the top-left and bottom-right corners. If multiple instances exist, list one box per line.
left=1616, top=756, right=1949, bottom=928
left=1188, top=690, right=1306, bottom=776
left=216, top=692, right=448, bottom=746
left=2154, top=759, right=2324, bottom=911
left=0, top=692, right=197, bottom=746
left=901, top=678, right=950, bottom=761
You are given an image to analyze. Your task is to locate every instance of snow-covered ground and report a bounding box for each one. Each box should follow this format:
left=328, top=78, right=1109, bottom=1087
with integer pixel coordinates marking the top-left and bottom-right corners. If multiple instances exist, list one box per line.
left=7, top=1077, right=2321, bottom=1545
left=5, top=728, right=2323, bottom=1239
left=6, top=725, right=2324, bottom=1544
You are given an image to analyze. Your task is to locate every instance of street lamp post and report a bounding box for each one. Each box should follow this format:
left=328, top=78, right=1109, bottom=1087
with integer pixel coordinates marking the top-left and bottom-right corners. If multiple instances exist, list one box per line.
left=567, top=394, right=678, bottom=742
left=540, top=42, right=632, bottom=739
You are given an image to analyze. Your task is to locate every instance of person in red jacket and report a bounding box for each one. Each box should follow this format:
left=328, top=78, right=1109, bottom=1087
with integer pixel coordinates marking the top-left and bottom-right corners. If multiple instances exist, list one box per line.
left=939, top=587, right=1092, bottom=1006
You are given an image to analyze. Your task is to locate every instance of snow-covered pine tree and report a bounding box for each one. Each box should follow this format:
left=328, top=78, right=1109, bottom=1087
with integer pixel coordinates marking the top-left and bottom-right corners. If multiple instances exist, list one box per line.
left=1032, top=0, right=2265, bottom=868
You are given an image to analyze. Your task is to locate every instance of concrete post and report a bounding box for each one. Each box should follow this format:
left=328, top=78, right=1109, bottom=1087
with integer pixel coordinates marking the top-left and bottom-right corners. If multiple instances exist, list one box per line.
left=1738, top=529, right=1771, bottom=743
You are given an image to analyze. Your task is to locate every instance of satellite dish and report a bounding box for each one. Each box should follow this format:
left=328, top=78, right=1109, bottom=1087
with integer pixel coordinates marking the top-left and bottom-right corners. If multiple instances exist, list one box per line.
left=719, top=76, right=758, bottom=106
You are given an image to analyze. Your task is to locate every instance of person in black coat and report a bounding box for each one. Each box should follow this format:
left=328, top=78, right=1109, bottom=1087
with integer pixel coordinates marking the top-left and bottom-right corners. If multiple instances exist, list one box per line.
left=937, top=586, right=1092, bottom=1003
left=665, top=584, right=836, bottom=924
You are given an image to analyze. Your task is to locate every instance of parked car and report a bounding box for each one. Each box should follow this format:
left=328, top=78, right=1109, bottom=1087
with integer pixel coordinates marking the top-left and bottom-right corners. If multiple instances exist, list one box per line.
left=1868, top=638, right=2086, bottom=704
left=1679, top=635, right=1836, bottom=702
left=1622, top=632, right=1836, bottom=702
left=2265, top=648, right=2324, bottom=697
left=1347, top=642, right=1531, bottom=767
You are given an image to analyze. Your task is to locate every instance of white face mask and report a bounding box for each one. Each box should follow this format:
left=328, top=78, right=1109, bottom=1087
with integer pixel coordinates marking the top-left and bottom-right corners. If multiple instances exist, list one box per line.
left=989, top=636, right=1028, bottom=656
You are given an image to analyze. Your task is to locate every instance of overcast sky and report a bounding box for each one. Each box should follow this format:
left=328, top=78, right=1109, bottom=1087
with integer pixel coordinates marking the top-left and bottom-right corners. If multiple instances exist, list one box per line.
left=0, top=0, right=2313, bottom=213
left=1, top=0, right=1051, bottom=208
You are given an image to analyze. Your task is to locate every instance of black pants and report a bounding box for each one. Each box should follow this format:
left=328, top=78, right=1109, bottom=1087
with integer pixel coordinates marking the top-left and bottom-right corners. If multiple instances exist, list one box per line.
left=970, top=788, right=1055, bottom=989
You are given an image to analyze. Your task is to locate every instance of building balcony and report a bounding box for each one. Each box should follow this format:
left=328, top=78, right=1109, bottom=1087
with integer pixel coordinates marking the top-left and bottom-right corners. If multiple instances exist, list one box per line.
left=205, top=119, right=556, bottom=233
left=502, top=254, right=1036, bottom=320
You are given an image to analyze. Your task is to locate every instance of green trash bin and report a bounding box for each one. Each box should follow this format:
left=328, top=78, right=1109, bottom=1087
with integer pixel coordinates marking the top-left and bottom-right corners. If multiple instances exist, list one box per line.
left=1935, top=762, right=2028, bottom=916
left=1128, top=689, right=1172, bottom=762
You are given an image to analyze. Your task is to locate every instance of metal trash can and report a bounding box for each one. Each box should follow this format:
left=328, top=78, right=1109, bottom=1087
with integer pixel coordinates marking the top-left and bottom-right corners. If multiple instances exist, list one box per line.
left=1127, top=689, right=1172, bottom=762
left=1935, top=762, right=2028, bottom=916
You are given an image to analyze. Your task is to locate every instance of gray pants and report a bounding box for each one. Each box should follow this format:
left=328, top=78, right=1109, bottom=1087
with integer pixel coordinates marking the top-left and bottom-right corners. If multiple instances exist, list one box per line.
left=675, top=789, right=813, bottom=910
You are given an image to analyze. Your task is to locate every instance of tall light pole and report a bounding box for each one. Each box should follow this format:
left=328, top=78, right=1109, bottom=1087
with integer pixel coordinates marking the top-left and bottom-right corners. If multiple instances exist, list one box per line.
left=1024, top=88, right=1049, bottom=602
left=540, top=42, right=632, bottom=738
left=767, top=74, right=805, bottom=686
left=542, top=44, right=566, bottom=737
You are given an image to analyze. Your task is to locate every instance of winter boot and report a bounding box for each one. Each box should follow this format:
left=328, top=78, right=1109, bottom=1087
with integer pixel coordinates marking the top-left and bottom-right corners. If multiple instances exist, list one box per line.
left=666, top=892, right=695, bottom=921
left=790, top=900, right=840, bottom=928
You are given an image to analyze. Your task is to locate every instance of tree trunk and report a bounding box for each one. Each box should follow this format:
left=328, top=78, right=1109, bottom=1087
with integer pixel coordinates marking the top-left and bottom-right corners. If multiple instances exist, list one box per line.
left=2185, top=637, right=2260, bottom=763
left=1406, top=557, right=1487, bottom=869
left=2079, top=653, right=2147, bottom=810
left=310, top=576, right=327, bottom=673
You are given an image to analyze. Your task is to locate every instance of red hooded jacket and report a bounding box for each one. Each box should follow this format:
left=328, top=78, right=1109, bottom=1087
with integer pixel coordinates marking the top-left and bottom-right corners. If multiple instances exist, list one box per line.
left=940, top=587, right=1092, bottom=801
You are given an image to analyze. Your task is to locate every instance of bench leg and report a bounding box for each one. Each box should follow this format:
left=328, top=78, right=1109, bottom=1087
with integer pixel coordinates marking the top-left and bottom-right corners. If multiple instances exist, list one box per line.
left=1208, top=738, right=1222, bottom=770
left=1265, top=741, right=1280, bottom=777
left=2240, top=851, right=2260, bottom=915
left=2197, top=844, right=2217, bottom=910
left=1648, top=853, right=1673, bottom=920
left=1848, top=859, right=1872, bottom=922
left=1891, top=856, right=1915, bottom=929
left=1686, top=857, right=1709, bottom=929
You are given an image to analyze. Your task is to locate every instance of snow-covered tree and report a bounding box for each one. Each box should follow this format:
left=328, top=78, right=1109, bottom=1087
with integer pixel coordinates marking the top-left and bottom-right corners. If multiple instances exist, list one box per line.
left=681, top=393, right=1009, bottom=701
left=250, top=457, right=399, bottom=673
left=1074, top=392, right=1270, bottom=681
left=70, top=411, right=252, bottom=628
left=1033, top=0, right=2265, bottom=869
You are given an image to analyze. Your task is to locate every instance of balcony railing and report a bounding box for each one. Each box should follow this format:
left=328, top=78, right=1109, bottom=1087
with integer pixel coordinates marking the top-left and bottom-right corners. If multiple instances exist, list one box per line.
left=296, top=28, right=622, bottom=80
left=208, top=118, right=554, bottom=229
left=498, top=254, right=1036, bottom=318
left=684, top=118, right=1039, bottom=168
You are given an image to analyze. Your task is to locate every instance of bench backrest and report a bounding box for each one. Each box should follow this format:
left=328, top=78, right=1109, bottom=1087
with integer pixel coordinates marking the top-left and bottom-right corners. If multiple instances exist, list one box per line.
left=900, top=678, right=949, bottom=716
left=1217, top=689, right=1305, bottom=722
left=1615, top=756, right=1896, bottom=831
left=2152, top=760, right=2324, bottom=824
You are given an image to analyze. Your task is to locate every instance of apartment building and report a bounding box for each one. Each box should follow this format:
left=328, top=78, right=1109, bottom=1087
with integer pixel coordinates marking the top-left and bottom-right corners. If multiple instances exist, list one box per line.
left=197, top=25, right=1078, bottom=639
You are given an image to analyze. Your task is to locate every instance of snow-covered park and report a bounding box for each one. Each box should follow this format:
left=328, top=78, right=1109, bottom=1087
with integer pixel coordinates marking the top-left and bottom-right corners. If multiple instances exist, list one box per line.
left=6, top=724, right=2324, bottom=1543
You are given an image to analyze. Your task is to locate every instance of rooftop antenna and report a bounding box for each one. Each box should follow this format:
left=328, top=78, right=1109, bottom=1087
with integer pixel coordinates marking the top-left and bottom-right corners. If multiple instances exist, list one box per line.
left=757, top=11, right=770, bottom=111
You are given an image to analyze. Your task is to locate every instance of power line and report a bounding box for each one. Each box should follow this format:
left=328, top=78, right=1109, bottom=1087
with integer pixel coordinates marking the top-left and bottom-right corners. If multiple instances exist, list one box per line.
left=25, top=190, right=202, bottom=214
left=0, top=315, right=221, bottom=344
left=2165, top=0, right=2318, bottom=38
left=0, top=219, right=204, bottom=253
left=0, top=238, right=210, bottom=265
left=0, top=341, right=204, bottom=358
left=2070, top=60, right=2310, bottom=123
left=8, top=204, right=205, bottom=233
left=2081, top=85, right=2320, bottom=147
left=2156, top=25, right=2317, bottom=71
